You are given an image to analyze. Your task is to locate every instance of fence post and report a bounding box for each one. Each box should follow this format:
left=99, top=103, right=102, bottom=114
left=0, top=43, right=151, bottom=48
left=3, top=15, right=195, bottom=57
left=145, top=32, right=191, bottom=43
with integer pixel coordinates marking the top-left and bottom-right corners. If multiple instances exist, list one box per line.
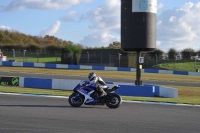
left=101, top=52, right=102, bottom=65
left=155, top=54, right=157, bottom=69
left=109, top=53, right=111, bottom=66
left=118, top=53, right=122, bottom=67
left=12, top=49, right=15, bottom=61
left=37, top=50, right=39, bottom=63
left=23, top=50, right=26, bottom=62
left=87, top=51, right=89, bottom=64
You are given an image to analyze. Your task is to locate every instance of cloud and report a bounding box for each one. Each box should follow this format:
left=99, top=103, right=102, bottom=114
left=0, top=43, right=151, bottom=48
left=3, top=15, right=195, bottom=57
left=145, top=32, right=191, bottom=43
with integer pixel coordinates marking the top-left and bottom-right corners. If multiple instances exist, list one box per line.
left=61, top=10, right=77, bottom=22
left=80, top=29, right=120, bottom=47
left=80, top=0, right=200, bottom=51
left=0, top=25, right=12, bottom=31
left=40, top=21, right=61, bottom=36
left=3, top=0, right=93, bottom=11
left=80, top=0, right=120, bottom=47
left=157, top=3, right=164, bottom=10
left=157, top=2, right=200, bottom=51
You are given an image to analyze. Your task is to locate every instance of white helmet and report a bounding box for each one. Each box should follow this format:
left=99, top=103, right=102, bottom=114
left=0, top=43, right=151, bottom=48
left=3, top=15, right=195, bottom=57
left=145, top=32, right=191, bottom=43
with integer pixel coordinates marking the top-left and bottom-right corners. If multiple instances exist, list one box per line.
left=88, top=72, right=96, bottom=81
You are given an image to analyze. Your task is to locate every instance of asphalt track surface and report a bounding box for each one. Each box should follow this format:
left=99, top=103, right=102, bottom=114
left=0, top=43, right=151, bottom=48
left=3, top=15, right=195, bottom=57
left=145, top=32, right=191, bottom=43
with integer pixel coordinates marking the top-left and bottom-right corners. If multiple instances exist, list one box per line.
left=0, top=71, right=200, bottom=87
left=0, top=94, right=200, bottom=133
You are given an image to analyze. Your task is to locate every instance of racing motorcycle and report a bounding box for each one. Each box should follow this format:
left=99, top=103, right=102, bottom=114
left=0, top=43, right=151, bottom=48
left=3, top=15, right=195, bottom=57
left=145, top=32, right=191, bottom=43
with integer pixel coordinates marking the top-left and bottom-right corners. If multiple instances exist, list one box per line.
left=68, top=81, right=122, bottom=108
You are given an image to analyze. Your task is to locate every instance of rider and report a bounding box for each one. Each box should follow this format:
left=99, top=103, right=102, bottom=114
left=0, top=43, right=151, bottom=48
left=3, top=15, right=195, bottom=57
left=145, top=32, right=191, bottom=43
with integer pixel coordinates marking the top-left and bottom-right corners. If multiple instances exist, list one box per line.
left=87, top=72, right=107, bottom=97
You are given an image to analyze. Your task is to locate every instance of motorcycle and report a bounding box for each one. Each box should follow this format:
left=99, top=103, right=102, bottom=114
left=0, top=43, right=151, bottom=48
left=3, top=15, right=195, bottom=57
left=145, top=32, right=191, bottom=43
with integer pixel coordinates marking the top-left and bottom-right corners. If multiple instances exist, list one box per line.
left=68, top=81, right=122, bottom=108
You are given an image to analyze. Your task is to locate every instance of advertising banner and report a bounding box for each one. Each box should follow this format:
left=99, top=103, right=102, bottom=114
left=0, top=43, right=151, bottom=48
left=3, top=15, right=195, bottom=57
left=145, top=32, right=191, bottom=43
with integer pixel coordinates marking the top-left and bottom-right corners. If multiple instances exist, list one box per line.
left=0, top=77, right=19, bottom=86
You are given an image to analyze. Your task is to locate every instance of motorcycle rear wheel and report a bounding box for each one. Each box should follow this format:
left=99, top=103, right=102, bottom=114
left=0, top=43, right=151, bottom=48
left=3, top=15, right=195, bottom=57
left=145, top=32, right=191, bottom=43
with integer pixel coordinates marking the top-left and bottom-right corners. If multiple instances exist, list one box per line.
left=105, top=93, right=122, bottom=108
left=68, top=93, right=84, bottom=107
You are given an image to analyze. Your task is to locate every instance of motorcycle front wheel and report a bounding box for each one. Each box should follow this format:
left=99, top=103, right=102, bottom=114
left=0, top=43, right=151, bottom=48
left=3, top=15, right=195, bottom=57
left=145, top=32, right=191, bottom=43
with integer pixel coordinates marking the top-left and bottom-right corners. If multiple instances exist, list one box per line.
left=68, top=93, right=84, bottom=107
left=105, top=93, right=122, bottom=108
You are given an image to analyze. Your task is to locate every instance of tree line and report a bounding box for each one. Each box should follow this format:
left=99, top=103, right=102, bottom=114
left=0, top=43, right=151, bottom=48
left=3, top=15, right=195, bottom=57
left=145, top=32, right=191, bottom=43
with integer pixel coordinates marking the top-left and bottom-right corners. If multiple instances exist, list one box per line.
left=0, top=29, right=199, bottom=60
left=107, top=41, right=200, bottom=60
left=0, top=29, right=83, bottom=53
left=144, top=48, right=200, bottom=60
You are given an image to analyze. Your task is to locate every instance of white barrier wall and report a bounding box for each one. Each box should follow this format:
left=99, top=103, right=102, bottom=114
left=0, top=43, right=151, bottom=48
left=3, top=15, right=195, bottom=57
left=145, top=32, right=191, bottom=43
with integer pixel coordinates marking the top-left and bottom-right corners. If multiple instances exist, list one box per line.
left=19, top=77, right=24, bottom=87
left=105, top=67, right=118, bottom=71
left=34, top=63, right=45, bottom=67
left=80, top=65, right=92, bottom=70
left=159, top=86, right=178, bottom=98
left=17, top=77, right=178, bottom=98
left=0, top=56, right=7, bottom=61
left=12, top=62, right=23, bottom=67
left=56, top=64, right=68, bottom=69
left=52, top=79, right=80, bottom=90
left=159, top=70, right=173, bottom=74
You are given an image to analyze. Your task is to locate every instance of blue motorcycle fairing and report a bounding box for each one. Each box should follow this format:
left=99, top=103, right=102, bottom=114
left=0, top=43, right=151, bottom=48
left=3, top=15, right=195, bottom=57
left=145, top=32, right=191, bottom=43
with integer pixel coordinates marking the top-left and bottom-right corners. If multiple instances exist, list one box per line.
left=73, top=83, right=96, bottom=104
left=74, top=84, right=95, bottom=92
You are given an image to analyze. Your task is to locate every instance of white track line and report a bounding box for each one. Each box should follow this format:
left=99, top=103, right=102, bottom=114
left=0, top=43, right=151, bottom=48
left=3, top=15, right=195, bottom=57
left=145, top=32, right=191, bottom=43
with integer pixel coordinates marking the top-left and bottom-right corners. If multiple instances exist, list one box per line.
left=0, top=92, right=199, bottom=107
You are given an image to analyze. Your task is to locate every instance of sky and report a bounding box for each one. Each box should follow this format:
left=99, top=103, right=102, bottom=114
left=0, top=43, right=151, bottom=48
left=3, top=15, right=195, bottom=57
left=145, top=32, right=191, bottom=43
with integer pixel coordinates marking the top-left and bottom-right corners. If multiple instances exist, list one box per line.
left=0, top=0, right=200, bottom=52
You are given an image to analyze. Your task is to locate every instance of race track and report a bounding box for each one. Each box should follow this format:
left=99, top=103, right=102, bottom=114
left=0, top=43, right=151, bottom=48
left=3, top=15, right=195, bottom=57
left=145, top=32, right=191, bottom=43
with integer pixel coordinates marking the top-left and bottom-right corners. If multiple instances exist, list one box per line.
left=0, top=71, right=200, bottom=87
left=0, top=94, right=200, bottom=133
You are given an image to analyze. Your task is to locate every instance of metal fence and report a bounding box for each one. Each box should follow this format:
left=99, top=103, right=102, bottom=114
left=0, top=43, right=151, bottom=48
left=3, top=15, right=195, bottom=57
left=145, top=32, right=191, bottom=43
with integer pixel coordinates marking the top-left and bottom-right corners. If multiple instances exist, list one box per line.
left=142, top=56, right=200, bottom=72
left=3, top=50, right=61, bottom=63
left=79, top=53, right=130, bottom=68
left=1, top=50, right=200, bottom=72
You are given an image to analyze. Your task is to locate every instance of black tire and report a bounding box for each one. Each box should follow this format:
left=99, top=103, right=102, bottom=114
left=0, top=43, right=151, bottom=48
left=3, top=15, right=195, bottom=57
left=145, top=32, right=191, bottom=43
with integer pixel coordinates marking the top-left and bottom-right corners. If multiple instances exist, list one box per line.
left=68, top=93, right=84, bottom=107
left=105, top=93, right=122, bottom=108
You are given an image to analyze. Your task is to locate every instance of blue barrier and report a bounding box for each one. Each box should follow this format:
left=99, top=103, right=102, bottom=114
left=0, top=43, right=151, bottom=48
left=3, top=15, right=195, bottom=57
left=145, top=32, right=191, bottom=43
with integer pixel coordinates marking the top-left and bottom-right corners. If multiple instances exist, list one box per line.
left=0, top=60, right=180, bottom=98
left=144, top=69, right=159, bottom=73
left=14, top=77, right=177, bottom=98
left=23, top=62, right=34, bottom=67
left=173, top=70, right=188, bottom=75
left=117, top=67, right=131, bottom=71
left=144, top=84, right=160, bottom=96
left=1, top=61, right=199, bottom=77
left=154, top=86, right=160, bottom=96
left=2, top=61, right=12, bottom=66
left=45, top=63, right=57, bottom=68
left=24, top=78, right=52, bottom=89
left=116, top=85, right=154, bottom=97
left=68, top=65, right=80, bottom=69
left=92, top=66, right=105, bottom=70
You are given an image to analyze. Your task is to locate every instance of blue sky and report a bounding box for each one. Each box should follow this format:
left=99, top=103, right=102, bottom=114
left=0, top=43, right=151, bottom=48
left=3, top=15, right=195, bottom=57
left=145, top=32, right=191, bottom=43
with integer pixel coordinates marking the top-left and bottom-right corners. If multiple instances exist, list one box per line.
left=0, top=0, right=200, bottom=52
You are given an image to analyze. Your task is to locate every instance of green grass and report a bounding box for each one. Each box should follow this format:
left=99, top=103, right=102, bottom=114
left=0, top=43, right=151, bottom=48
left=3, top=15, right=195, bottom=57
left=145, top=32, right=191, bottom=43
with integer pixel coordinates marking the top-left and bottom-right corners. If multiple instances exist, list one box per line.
left=0, top=86, right=72, bottom=96
left=6, top=56, right=61, bottom=64
left=0, top=66, right=199, bottom=105
left=159, top=61, right=200, bottom=72
left=123, top=85, right=200, bottom=105
left=1, top=66, right=200, bottom=83
left=5, top=54, right=200, bottom=72
left=0, top=85, right=199, bottom=105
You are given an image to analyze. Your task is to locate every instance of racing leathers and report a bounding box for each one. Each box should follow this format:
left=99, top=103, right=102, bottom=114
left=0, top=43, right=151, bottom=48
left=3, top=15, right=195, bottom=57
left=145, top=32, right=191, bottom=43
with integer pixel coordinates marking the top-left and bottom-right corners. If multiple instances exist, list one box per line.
left=89, top=76, right=107, bottom=97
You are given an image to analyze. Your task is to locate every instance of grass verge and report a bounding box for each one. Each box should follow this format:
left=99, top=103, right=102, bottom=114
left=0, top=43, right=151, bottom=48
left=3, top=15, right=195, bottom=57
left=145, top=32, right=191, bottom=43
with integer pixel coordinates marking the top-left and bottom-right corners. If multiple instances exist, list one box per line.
left=0, top=85, right=199, bottom=105
left=1, top=66, right=200, bottom=83
left=159, top=61, right=200, bottom=72
left=0, top=66, right=199, bottom=105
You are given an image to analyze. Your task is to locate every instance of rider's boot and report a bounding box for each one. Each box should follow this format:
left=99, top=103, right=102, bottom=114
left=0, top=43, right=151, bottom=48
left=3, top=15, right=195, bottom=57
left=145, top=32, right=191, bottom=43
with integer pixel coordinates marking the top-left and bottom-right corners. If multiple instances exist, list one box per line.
left=99, top=89, right=107, bottom=97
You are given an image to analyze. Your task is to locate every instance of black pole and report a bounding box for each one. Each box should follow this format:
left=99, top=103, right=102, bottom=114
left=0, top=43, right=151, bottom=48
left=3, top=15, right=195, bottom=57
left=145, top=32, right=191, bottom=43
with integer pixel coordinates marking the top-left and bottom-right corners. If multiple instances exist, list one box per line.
left=135, top=51, right=142, bottom=85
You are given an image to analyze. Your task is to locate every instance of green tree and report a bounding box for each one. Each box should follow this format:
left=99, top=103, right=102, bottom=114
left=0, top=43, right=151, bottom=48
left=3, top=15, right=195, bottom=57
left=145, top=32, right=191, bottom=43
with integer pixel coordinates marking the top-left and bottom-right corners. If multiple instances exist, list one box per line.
left=61, top=44, right=82, bottom=64
left=167, top=48, right=178, bottom=60
left=195, top=49, right=200, bottom=57
left=0, top=33, right=4, bottom=42
left=108, top=41, right=121, bottom=49
left=181, top=48, right=195, bottom=60
left=147, top=49, right=164, bottom=60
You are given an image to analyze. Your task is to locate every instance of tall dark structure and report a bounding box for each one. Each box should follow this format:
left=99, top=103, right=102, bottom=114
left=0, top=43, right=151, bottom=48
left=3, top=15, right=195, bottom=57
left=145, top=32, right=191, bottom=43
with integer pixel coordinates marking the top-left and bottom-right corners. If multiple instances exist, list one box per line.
left=121, top=0, right=157, bottom=85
